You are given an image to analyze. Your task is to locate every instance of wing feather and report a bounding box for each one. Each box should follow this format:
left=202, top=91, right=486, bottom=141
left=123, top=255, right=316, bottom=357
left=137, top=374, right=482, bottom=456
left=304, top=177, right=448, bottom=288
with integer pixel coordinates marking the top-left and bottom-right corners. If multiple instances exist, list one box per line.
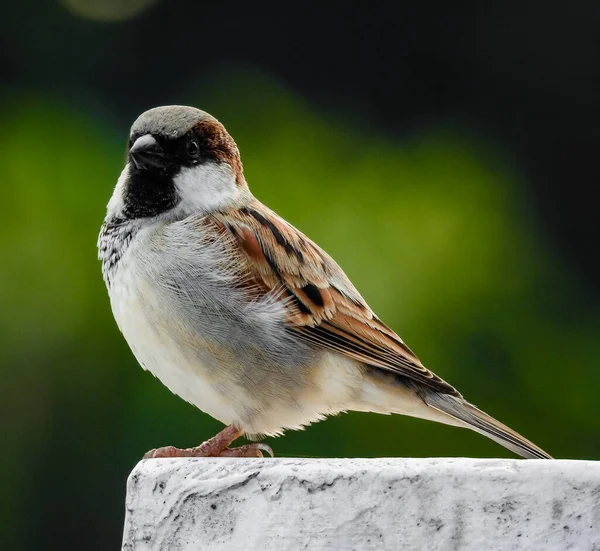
left=213, top=202, right=460, bottom=397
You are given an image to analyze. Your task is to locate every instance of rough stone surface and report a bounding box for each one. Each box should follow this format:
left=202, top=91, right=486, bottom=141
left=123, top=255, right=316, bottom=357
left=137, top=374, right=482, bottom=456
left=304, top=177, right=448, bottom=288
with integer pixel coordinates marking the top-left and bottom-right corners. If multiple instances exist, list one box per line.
left=122, top=458, right=600, bottom=550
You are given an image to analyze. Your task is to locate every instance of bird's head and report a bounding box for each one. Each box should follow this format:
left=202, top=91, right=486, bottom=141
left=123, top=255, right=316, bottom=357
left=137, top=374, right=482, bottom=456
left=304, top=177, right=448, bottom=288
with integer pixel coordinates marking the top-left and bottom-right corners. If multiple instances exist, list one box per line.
left=108, top=105, right=249, bottom=220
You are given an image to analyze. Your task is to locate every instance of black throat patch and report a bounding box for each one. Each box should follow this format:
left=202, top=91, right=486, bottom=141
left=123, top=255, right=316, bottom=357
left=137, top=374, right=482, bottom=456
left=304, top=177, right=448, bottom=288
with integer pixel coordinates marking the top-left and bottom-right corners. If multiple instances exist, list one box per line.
left=122, top=164, right=180, bottom=219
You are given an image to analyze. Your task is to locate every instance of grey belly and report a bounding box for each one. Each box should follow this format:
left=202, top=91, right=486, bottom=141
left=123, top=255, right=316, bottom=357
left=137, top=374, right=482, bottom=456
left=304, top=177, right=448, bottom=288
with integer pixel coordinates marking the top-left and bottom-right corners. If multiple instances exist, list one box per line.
left=115, top=221, right=324, bottom=433
left=130, top=261, right=321, bottom=431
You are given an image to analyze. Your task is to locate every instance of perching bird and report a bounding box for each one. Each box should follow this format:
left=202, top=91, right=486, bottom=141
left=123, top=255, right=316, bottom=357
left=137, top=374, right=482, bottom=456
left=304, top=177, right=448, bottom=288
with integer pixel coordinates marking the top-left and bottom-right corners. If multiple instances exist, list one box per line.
left=98, top=105, right=551, bottom=460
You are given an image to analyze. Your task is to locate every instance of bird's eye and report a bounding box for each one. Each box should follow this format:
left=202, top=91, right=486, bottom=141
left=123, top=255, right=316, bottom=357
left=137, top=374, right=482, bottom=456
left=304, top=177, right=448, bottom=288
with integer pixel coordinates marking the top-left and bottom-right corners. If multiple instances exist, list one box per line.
left=187, top=139, right=200, bottom=159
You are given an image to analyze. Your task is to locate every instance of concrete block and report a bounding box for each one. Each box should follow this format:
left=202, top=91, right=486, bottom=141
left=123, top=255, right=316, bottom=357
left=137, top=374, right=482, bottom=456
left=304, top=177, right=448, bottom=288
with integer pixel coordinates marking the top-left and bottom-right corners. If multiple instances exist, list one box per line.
left=122, top=457, right=600, bottom=550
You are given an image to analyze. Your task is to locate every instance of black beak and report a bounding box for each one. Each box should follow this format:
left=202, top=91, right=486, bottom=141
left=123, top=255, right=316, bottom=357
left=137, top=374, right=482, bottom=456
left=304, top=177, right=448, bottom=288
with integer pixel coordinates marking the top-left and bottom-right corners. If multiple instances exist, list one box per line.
left=129, top=134, right=166, bottom=171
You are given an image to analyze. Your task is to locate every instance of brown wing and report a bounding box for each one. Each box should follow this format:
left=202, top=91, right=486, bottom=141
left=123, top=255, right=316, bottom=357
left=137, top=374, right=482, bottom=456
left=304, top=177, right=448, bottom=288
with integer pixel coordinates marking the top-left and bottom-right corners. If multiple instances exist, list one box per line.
left=213, top=201, right=460, bottom=397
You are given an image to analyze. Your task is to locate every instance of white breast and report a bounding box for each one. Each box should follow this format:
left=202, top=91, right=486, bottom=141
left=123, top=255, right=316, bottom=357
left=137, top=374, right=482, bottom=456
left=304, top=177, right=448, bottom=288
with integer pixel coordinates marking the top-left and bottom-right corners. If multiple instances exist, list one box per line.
left=106, top=224, right=246, bottom=427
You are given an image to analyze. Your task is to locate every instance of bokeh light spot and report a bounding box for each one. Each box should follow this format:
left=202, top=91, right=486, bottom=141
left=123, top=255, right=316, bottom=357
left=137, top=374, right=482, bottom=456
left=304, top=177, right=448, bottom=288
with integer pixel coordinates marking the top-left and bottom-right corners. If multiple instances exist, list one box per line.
left=60, top=0, right=158, bottom=22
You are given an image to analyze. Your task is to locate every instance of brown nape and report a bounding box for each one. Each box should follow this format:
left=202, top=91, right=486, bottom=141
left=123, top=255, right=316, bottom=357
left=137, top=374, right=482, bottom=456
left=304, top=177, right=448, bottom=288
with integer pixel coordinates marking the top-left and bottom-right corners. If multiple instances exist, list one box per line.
left=194, top=120, right=246, bottom=187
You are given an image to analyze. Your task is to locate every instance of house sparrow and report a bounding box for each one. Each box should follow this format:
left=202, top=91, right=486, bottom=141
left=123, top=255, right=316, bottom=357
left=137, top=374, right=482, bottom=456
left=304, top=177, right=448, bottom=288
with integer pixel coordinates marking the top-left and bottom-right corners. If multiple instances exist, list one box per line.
left=98, top=105, right=551, bottom=460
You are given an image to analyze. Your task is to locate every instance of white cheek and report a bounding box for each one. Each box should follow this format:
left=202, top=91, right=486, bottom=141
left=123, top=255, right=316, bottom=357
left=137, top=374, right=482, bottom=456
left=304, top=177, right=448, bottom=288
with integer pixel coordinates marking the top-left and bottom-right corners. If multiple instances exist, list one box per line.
left=106, top=163, right=130, bottom=217
left=173, top=162, right=238, bottom=214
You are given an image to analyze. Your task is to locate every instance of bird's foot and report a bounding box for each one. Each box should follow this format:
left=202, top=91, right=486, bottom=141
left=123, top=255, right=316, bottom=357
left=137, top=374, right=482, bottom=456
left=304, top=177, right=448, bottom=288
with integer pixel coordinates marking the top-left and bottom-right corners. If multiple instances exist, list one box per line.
left=143, top=425, right=274, bottom=459
left=219, top=443, right=274, bottom=458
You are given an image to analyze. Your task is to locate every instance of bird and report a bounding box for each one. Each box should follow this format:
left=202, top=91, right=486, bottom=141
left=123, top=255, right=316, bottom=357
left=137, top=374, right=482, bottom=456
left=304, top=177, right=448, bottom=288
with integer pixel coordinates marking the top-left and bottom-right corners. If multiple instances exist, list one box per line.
left=98, top=105, right=552, bottom=460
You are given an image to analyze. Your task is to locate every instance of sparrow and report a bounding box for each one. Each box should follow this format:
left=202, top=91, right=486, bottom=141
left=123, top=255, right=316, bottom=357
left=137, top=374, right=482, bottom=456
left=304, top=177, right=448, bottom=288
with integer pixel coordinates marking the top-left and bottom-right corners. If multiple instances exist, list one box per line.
left=98, top=105, right=551, bottom=460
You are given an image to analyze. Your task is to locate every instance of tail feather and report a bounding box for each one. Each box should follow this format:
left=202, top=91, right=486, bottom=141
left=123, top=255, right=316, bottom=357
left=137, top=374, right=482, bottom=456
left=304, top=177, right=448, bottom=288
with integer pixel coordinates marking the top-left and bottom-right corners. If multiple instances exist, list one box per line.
left=424, top=393, right=552, bottom=459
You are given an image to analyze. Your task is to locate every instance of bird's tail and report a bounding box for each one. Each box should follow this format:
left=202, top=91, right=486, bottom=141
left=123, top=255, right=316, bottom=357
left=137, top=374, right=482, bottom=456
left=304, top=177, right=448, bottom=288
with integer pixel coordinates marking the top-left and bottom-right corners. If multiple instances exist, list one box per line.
left=423, top=392, right=552, bottom=459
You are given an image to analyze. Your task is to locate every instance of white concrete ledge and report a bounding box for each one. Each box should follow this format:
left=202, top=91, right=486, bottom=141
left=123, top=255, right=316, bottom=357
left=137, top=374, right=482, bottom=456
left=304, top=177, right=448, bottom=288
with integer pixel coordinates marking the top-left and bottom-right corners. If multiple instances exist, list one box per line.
left=122, top=458, right=600, bottom=550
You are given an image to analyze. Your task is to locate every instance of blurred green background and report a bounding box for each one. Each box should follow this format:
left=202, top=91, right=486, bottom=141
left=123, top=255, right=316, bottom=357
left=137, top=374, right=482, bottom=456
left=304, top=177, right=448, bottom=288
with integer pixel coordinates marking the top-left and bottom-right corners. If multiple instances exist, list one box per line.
left=1, top=2, right=599, bottom=550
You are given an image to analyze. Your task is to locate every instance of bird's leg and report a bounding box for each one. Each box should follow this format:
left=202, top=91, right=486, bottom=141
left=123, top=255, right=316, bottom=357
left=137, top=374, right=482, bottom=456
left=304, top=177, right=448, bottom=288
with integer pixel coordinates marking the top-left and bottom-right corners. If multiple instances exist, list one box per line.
left=143, top=425, right=274, bottom=459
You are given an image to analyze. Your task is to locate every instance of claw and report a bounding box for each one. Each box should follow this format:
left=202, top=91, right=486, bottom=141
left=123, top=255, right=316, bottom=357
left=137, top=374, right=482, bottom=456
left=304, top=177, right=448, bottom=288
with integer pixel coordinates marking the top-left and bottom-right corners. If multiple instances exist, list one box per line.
left=219, top=443, right=275, bottom=458
left=143, top=446, right=183, bottom=459
left=255, top=443, right=275, bottom=458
